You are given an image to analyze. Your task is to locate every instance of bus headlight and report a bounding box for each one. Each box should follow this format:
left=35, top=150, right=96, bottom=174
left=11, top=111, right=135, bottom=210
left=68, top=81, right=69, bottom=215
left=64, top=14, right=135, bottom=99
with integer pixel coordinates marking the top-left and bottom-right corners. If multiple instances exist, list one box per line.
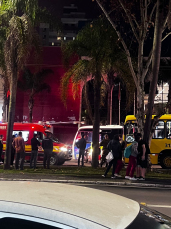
left=60, top=147, right=67, bottom=152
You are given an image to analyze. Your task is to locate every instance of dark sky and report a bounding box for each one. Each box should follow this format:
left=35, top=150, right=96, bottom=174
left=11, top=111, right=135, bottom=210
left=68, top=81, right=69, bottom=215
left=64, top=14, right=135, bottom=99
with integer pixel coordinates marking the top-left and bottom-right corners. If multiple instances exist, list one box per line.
left=39, top=0, right=100, bottom=19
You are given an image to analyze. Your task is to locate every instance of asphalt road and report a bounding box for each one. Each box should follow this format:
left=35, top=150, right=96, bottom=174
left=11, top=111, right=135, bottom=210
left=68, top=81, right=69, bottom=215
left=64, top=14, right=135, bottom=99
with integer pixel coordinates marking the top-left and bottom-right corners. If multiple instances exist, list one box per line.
left=79, top=185, right=171, bottom=217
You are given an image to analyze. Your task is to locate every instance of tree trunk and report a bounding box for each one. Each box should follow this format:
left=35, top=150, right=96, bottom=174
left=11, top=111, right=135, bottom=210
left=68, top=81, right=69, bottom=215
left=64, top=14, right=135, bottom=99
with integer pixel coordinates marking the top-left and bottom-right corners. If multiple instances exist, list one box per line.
left=136, top=82, right=145, bottom=137
left=2, top=77, right=9, bottom=122
left=107, top=70, right=115, bottom=125
left=107, top=86, right=111, bottom=125
left=144, top=0, right=163, bottom=144
left=4, top=71, right=17, bottom=170
left=28, top=93, right=34, bottom=123
left=168, top=80, right=171, bottom=113
left=92, top=73, right=101, bottom=168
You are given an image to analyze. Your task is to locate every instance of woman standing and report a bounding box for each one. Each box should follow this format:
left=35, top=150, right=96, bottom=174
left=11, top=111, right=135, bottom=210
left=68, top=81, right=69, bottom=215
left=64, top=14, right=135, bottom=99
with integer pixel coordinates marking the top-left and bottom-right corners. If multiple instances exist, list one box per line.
left=102, top=135, right=122, bottom=179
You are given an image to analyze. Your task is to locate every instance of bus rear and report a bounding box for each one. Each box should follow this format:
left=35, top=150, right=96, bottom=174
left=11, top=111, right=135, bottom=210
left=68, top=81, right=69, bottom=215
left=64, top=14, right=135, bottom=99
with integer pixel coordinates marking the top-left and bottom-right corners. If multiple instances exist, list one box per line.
left=72, top=125, right=124, bottom=162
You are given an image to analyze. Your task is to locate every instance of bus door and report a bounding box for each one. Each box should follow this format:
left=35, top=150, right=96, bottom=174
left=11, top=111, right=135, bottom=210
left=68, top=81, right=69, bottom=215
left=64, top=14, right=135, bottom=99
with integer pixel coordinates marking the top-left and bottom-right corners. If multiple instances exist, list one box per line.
left=124, top=122, right=138, bottom=143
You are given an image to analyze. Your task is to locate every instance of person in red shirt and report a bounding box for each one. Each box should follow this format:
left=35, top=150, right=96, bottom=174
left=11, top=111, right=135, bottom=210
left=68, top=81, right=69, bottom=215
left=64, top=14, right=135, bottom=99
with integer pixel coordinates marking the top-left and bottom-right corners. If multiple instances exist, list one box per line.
left=13, top=132, right=25, bottom=170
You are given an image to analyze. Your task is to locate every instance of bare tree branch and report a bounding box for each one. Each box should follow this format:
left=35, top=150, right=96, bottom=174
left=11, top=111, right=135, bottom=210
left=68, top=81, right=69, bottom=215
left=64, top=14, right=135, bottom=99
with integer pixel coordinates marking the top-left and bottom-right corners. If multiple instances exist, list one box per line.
left=162, top=32, right=171, bottom=42
left=143, top=49, right=153, bottom=80
left=96, top=0, right=138, bottom=88
left=118, top=0, right=139, bottom=42
left=149, top=3, right=157, bottom=24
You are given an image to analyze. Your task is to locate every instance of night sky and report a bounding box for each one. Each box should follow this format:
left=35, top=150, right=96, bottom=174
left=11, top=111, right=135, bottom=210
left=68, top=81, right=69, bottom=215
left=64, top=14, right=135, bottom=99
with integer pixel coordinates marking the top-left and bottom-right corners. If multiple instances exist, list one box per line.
left=39, top=0, right=100, bottom=19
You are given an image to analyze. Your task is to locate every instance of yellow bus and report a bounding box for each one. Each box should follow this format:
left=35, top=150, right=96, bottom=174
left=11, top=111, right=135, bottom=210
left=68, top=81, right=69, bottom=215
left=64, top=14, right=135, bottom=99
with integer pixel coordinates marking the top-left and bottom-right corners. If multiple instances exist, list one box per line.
left=124, top=114, right=171, bottom=169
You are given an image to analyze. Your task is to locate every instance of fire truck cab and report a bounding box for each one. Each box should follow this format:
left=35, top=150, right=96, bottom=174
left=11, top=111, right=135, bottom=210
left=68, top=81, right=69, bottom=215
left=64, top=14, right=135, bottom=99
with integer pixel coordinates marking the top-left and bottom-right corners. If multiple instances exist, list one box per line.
left=0, top=123, right=71, bottom=165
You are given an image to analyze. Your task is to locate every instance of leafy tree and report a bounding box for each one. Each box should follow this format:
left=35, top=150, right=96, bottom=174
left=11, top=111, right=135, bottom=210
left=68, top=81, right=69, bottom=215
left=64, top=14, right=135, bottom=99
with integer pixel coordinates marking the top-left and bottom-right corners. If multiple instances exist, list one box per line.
left=0, top=0, right=41, bottom=169
left=61, top=18, right=133, bottom=167
left=18, top=68, right=52, bottom=123
left=96, top=0, right=171, bottom=143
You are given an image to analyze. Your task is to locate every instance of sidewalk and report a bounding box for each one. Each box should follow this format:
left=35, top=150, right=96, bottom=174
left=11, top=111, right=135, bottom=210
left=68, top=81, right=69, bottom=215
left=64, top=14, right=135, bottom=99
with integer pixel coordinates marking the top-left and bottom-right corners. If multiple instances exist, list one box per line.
left=0, top=172, right=171, bottom=188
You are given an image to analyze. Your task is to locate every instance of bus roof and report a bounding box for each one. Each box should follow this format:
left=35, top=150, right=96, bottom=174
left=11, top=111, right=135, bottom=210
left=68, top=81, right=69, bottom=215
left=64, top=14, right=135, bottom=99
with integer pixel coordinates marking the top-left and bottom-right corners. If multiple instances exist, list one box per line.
left=125, top=114, right=171, bottom=123
left=78, top=125, right=123, bottom=130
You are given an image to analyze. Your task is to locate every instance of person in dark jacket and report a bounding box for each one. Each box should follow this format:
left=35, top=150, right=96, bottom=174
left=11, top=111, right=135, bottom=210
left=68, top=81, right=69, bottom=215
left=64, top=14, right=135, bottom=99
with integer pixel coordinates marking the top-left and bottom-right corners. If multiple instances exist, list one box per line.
left=76, top=134, right=86, bottom=166
left=102, top=134, right=122, bottom=179
left=30, top=133, right=40, bottom=169
left=42, top=132, right=53, bottom=169
left=11, top=135, right=16, bottom=166
left=100, top=134, right=110, bottom=167
left=0, top=135, right=3, bottom=164
left=114, top=134, right=126, bottom=177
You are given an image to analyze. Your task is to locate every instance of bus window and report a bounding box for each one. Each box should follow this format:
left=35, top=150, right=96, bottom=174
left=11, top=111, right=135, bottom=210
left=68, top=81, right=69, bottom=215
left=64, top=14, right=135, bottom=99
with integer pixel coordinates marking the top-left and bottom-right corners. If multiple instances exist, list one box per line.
left=166, top=121, right=171, bottom=139
left=101, top=129, right=123, bottom=141
left=152, top=121, right=164, bottom=139
left=76, top=131, right=93, bottom=143
left=12, top=131, right=29, bottom=142
left=125, top=123, right=137, bottom=143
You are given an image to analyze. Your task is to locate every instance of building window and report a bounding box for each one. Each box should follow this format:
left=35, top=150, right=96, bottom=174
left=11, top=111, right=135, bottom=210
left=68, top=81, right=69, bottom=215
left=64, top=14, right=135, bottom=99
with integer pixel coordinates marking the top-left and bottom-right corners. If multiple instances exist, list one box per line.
left=57, top=36, right=61, bottom=40
left=73, top=37, right=75, bottom=40
left=52, top=42, right=54, bottom=46
left=64, top=37, right=66, bottom=40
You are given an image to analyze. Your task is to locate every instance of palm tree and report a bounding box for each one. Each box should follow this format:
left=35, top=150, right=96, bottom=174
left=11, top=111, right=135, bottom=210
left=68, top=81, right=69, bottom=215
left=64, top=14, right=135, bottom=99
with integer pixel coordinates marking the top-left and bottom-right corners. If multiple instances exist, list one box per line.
left=61, top=18, right=133, bottom=167
left=18, top=68, right=52, bottom=122
left=0, top=0, right=41, bottom=169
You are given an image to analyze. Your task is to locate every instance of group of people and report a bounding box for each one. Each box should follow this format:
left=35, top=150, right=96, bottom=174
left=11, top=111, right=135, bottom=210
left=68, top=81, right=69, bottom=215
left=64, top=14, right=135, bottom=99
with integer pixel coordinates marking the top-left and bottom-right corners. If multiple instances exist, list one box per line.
left=0, top=131, right=53, bottom=170
left=101, top=133, right=149, bottom=180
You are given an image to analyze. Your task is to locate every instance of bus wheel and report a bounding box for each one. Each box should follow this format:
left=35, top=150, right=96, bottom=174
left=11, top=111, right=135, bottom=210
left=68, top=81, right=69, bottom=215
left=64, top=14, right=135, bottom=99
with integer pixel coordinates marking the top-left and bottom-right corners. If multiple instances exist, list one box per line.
left=50, top=154, right=58, bottom=165
left=160, top=153, right=171, bottom=169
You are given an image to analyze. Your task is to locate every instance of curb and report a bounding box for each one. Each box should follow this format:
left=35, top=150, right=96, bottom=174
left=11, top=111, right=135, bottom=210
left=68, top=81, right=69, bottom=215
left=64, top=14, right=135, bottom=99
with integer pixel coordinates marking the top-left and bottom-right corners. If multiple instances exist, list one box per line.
left=0, top=178, right=171, bottom=188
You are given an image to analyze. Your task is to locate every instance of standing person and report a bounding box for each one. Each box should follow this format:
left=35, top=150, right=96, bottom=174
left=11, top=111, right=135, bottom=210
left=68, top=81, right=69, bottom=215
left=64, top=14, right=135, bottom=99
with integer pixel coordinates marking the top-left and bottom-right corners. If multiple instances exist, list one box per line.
left=0, top=135, right=3, bottom=164
left=30, top=133, right=40, bottom=169
left=114, top=134, right=125, bottom=177
left=102, top=134, right=122, bottom=179
left=11, top=135, right=16, bottom=166
left=13, top=132, right=25, bottom=170
left=100, top=134, right=110, bottom=167
left=137, top=133, right=149, bottom=180
left=42, top=131, right=53, bottom=169
left=76, top=134, right=86, bottom=167
left=125, top=134, right=139, bottom=180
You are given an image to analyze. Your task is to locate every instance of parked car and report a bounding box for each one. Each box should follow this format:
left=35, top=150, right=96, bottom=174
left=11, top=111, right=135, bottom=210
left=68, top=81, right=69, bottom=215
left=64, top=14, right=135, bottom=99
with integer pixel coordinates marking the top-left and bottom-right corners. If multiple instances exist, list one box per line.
left=0, top=181, right=170, bottom=229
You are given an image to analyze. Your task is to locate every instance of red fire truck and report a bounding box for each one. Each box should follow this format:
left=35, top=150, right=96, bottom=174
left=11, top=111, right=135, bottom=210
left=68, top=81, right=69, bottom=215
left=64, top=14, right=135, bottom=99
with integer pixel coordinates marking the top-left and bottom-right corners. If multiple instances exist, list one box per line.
left=0, top=123, right=71, bottom=165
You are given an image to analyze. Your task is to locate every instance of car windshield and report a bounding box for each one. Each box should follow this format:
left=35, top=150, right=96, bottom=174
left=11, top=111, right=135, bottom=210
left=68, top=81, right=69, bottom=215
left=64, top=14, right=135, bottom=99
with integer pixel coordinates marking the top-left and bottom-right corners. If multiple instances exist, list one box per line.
left=127, top=205, right=171, bottom=229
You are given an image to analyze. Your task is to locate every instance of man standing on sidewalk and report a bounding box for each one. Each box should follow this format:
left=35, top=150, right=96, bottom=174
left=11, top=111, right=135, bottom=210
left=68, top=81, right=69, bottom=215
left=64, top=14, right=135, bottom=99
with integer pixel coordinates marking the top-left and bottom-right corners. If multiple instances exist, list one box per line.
left=30, top=133, right=40, bottom=169
left=76, top=134, right=86, bottom=167
left=0, top=135, right=3, bottom=164
left=13, top=132, right=25, bottom=170
left=100, top=134, right=110, bottom=167
left=42, top=131, right=53, bottom=169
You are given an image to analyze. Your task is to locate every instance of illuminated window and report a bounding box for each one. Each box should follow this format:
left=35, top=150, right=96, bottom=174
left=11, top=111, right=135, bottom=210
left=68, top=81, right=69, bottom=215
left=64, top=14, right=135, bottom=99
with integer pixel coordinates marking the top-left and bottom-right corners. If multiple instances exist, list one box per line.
left=52, top=42, right=54, bottom=46
left=73, top=37, right=75, bottom=40
left=12, top=131, right=29, bottom=142
left=57, top=37, right=61, bottom=40
left=64, top=37, right=66, bottom=40
left=167, top=121, right=171, bottom=139
left=152, top=121, right=164, bottom=139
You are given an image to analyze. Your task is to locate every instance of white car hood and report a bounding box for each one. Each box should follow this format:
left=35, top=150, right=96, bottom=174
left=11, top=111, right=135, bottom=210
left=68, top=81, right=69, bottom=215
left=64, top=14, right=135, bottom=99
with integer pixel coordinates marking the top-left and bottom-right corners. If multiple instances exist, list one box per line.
left=0, top=181, right=139, bottom=229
